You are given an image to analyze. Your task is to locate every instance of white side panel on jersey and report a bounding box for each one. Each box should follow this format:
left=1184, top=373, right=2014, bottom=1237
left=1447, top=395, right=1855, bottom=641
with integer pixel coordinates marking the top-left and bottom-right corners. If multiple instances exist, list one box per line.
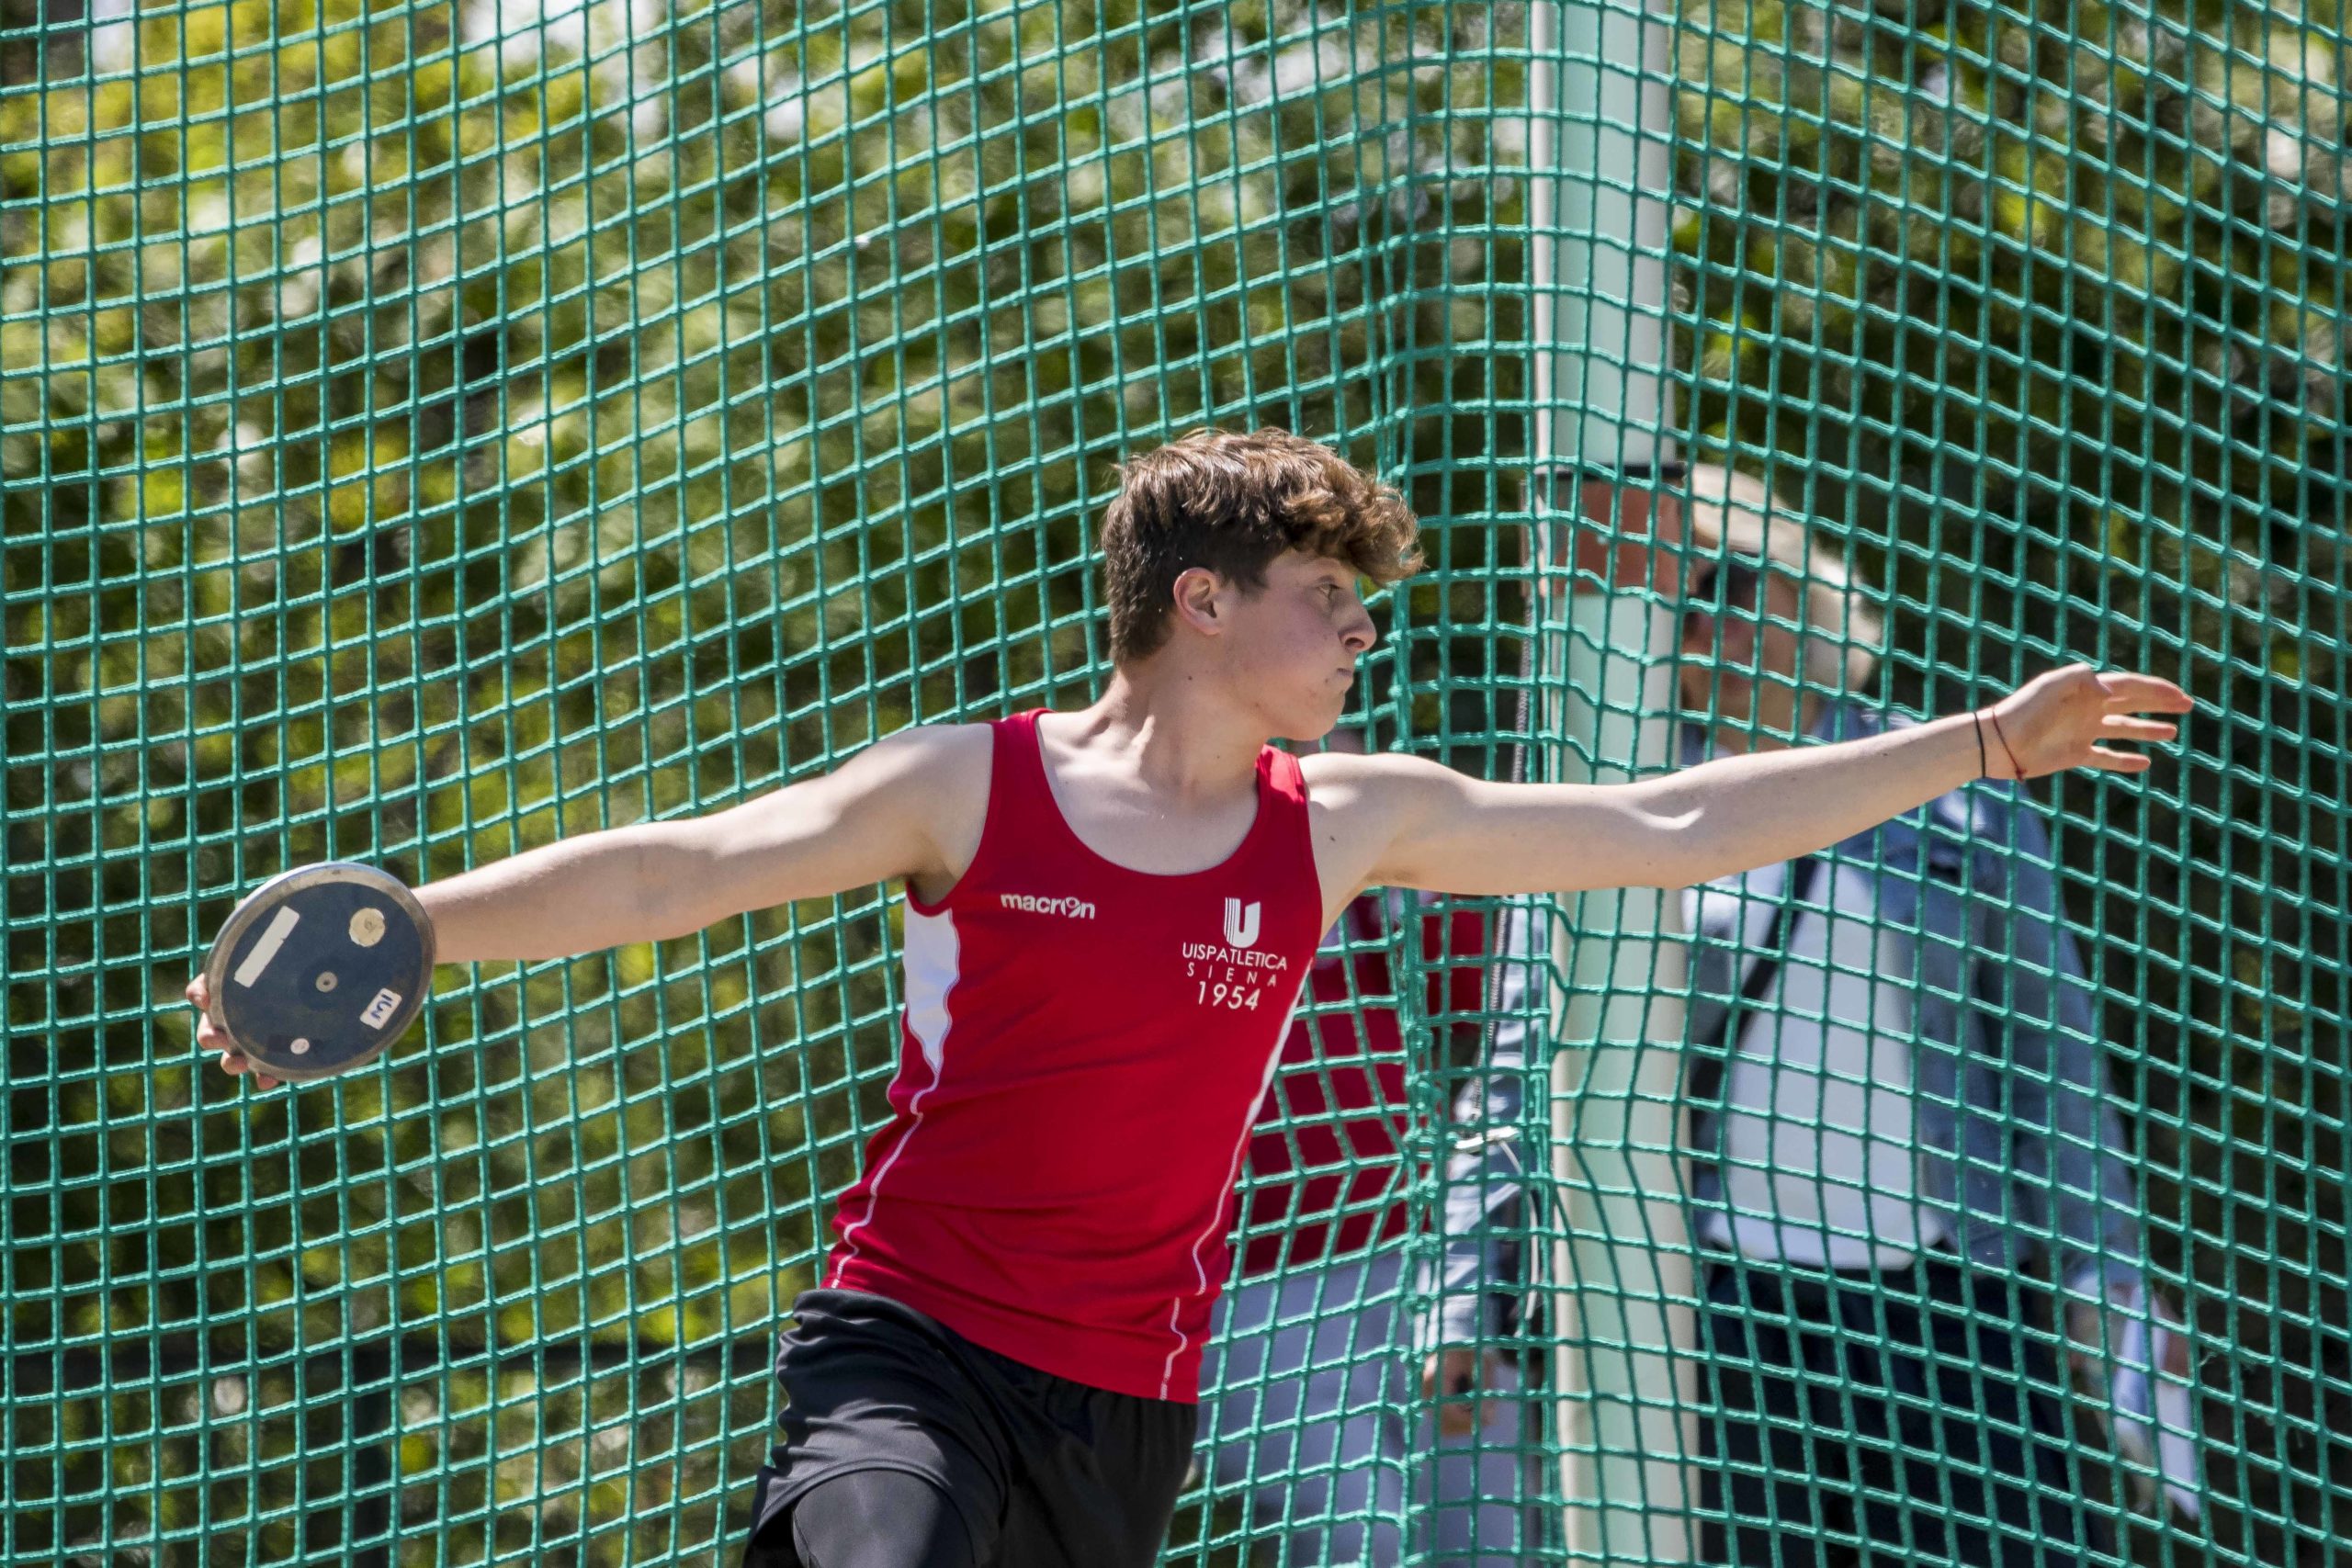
left=902, top=906, right=959, bottom=1073
left=831, top=906, right=962, bottom=1272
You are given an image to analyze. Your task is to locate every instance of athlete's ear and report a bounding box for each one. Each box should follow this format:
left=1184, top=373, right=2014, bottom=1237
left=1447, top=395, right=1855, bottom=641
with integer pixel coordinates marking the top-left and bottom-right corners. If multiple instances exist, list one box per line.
left=1170, top=566, right=1228, bottom=638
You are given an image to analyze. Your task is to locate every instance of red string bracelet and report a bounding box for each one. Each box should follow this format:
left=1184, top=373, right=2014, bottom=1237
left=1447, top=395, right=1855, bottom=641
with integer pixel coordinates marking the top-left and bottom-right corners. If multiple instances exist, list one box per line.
left=1984, top=708, right=2026, bottom=780
left=1972, top=712, right=1990, bottom=780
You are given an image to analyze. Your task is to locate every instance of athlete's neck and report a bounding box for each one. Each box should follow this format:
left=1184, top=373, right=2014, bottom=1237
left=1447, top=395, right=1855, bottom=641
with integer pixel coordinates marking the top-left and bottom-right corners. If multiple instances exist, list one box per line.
left=1053, top=667, right=1272, bottom=802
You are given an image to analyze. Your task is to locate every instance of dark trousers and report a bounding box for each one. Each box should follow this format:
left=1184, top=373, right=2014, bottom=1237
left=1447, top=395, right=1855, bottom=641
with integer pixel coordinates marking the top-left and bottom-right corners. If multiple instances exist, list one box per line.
left=1698, top=1256, right=2106, bottom=1568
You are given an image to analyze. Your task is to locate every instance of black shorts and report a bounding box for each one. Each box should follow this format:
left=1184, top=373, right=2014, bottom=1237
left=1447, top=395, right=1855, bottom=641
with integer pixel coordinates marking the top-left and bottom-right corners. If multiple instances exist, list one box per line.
left=741, top=1290, right=1197, bottom=1568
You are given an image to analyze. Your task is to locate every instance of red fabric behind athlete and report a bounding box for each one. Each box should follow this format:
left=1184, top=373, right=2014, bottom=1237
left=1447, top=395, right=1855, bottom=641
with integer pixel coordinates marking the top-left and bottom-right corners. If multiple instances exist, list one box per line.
left=1233, top=895, right=1488, bottom=1277
left=825, top=711, right=1326, bottom=1402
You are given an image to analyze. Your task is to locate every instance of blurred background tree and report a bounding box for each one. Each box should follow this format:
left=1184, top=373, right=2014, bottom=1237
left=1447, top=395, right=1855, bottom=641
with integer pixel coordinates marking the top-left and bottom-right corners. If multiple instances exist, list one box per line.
left=1, top=0, right=1517, bottom=1562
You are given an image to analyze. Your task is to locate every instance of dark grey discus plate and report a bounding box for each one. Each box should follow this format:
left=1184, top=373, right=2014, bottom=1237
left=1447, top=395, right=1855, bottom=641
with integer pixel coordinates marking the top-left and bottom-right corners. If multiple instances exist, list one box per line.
left=202, top=863, right=435, bottom=1083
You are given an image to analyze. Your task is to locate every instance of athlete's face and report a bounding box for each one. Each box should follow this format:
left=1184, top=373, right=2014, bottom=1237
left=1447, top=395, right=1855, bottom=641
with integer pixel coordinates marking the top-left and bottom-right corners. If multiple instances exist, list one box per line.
left=1224, top=550, right=1378, bottom=739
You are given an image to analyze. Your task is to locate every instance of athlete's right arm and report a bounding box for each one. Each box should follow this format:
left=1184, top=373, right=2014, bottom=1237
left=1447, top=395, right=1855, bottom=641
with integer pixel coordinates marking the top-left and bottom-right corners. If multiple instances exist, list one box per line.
left=189, top=725, right=990, bottom=1083
left=412, top=724, right=989, bottom=963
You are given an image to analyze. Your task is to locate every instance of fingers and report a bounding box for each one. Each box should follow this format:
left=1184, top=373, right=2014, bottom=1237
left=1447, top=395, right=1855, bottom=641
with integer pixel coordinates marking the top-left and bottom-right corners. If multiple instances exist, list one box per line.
left=198, top=1037, right=282, bottom=1090
left=187, top=974, right=281, bottom=1089
left=2024, top=664, right=2194, bottom=716
left=200, top=1038, right=280, bottom=1089
left=2096, top=672, right=2197, bottom=713
left=2077, top=705, right=2182, bottom=771
left=224, top=1056, right=282, bottom=1090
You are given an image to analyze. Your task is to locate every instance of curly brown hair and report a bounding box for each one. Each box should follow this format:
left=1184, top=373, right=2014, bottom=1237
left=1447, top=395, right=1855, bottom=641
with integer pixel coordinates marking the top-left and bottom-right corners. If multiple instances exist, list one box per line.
left=1100, top=428, right=1424, bottom=662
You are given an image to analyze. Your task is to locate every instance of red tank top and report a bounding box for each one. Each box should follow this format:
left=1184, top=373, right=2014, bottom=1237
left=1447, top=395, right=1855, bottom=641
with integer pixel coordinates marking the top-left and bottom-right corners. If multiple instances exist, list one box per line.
left=822, top=711, right=1325, bottom=1401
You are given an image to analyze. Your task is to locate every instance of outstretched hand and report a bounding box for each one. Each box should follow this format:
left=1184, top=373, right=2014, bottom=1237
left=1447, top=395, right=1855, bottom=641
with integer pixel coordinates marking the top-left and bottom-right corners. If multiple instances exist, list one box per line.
left=1981, top=665, right=2194, bottom=780
left=185, top=974, right=283, bottom=1090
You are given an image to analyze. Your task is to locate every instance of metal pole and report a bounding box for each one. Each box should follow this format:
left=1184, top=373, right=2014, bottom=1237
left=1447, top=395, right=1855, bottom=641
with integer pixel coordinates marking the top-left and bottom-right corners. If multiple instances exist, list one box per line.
left=1529, top=0, right=1697, bottom=1560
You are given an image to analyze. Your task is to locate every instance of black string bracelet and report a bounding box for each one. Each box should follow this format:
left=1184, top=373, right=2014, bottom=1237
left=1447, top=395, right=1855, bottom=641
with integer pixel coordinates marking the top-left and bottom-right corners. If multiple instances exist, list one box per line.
left=1986, top=709, right=2027, bottom=780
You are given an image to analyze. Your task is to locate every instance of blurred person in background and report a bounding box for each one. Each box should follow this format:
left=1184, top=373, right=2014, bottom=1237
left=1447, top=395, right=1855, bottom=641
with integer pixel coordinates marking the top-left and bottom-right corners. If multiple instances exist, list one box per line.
left=1201, top=729, right=1539, bottom=1566
left=1425, top=465, right=2198, bottom=1568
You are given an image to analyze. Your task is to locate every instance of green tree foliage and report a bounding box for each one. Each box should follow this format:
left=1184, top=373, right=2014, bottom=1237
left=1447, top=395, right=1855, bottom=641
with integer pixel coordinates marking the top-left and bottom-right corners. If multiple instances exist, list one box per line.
left=17, top=0, right=2345, bottom=1561
left=1, top=0, right=1516, bottom=1561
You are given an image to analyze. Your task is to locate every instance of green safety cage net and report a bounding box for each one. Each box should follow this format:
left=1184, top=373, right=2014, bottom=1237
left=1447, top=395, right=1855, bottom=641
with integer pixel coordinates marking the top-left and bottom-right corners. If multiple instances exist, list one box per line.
left=3, top=0, right=2342, bottom=1563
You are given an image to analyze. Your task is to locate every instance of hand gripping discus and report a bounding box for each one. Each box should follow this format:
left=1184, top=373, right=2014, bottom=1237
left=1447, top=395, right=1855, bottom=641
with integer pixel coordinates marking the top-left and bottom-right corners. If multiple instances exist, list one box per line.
left=201, top=863, right=436, bottom=1083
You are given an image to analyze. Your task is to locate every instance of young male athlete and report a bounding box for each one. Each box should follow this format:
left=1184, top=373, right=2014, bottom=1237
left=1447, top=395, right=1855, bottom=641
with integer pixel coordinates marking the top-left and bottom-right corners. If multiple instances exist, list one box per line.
left=189, top=429, right=2193, bottom=1568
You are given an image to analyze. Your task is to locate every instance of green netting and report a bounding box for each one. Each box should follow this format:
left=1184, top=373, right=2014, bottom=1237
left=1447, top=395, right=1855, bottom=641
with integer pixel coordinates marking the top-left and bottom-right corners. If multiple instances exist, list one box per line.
left=3, top=0, right=2343, bottom=1564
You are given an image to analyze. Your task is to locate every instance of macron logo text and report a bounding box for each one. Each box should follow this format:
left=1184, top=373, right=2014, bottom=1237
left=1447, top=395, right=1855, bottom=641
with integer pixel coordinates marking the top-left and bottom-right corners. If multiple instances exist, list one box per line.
left=1001, top=892, right=1097, bottom=920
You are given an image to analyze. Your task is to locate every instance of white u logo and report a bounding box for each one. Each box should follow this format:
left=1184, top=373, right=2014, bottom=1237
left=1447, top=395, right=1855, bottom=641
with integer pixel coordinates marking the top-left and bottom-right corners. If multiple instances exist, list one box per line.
left=1223, top=897, right=1261, bottom=950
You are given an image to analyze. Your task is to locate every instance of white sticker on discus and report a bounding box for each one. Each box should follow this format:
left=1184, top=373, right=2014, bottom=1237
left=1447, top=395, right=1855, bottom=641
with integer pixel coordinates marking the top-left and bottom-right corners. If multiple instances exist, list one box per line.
left=230, top=907, right=302, bottom=988
left=359, top=988, right=404, bottom=1029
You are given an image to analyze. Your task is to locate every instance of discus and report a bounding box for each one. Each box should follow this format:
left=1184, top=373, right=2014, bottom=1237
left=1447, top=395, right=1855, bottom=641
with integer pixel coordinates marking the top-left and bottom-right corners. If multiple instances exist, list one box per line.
left=201, top=863, right=435, bottom=1083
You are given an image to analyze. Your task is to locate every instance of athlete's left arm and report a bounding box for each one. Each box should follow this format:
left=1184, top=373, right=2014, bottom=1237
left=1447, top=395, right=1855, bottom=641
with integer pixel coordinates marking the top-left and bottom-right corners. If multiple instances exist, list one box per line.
left=1306, top=665, right=2191, bottom=900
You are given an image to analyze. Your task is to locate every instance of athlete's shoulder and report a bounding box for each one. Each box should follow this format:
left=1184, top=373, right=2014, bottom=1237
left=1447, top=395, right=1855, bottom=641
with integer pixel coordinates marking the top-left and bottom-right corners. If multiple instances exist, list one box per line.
left=828, top=722, right=995, bottom=821
left=867, top=720, right=995, bottom=776
left=1298, top=747, right=1459, bottom=799
left=1295, top=750, right=1476, bottom=905
left=1296, top=749, right=1467, bottom=840
left=848, top=723, right=998, bottom=897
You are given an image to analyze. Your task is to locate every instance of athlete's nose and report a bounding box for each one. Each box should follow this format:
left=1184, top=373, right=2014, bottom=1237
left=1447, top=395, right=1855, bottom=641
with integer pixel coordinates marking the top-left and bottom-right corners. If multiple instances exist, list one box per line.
left=1340, top=601, right=1377, bottom=654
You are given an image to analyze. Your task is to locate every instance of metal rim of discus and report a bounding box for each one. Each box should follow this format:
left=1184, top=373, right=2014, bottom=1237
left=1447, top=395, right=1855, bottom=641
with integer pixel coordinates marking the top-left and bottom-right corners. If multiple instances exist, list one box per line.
left=202, top=862, right=436, bottom=1084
